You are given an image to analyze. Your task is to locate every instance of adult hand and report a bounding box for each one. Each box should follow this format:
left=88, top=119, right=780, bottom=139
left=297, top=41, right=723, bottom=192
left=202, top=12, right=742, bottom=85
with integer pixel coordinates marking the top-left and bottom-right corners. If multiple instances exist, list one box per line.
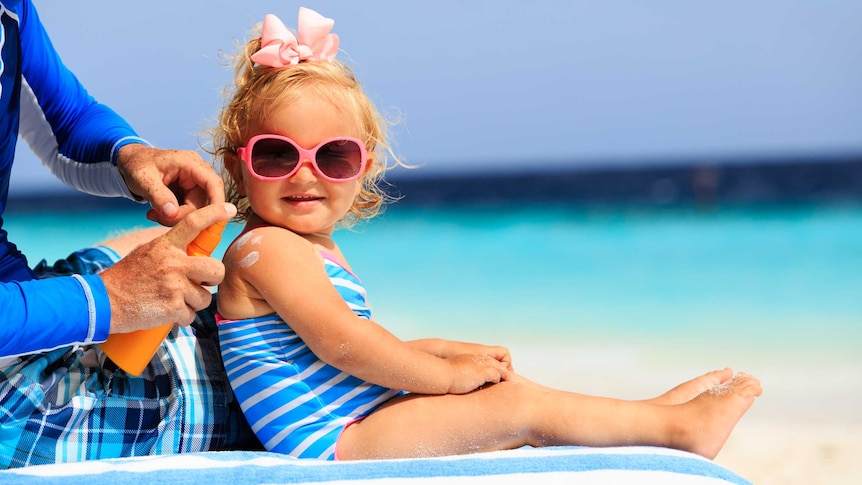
left=116, top=144, right=225, bottom=226
left=99, top=203, right=237, bottom=334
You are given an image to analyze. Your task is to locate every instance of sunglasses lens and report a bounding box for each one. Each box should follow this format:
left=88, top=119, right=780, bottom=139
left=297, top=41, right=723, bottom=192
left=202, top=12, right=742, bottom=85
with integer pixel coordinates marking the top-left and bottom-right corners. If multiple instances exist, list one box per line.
left=316, top=139, right=363, bottom=180
left=250, top=138, right=300, bottom=177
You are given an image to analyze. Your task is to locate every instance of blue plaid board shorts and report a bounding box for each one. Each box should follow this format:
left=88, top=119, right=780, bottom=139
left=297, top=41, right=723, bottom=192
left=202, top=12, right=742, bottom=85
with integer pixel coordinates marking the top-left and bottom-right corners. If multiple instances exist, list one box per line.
left=0, top=247, right=258, bottom=468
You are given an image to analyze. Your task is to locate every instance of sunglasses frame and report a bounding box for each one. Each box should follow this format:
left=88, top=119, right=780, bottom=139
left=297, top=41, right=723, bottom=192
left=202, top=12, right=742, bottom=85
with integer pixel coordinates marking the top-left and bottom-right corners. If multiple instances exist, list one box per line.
left=238, top=134, right=368, bottom=182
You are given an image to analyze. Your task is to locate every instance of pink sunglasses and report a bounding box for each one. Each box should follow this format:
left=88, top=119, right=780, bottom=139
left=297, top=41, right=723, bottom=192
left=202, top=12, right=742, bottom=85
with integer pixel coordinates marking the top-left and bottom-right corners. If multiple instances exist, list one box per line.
left=238, top=134, right=367, bottom=182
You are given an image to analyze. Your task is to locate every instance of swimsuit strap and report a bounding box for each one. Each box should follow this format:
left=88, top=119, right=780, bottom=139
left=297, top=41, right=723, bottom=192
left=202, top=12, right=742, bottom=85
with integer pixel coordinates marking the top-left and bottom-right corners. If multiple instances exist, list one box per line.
left=318, top=250, right=360, bottom=281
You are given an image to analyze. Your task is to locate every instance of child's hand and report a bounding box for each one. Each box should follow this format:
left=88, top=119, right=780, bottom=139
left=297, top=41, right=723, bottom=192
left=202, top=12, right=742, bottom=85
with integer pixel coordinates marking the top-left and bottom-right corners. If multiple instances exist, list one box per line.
left=447, top=354, right=510, bottom=394
left=436, top=341, right=514, bottom=370
left=478, top=344, right=513, bottom=370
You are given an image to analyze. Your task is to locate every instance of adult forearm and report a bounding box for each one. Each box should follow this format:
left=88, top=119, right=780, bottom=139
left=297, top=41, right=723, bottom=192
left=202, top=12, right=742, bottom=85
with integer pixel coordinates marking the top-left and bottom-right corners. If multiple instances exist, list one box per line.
left=18, top=0, right=146, bottom=200
left=0, top=275, right=111, bottom=358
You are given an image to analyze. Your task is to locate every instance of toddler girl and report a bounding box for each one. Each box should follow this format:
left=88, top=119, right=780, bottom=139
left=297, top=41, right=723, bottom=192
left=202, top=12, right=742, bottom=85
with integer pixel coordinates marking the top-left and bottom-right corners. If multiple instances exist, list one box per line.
left=214, top=7, right=761, bottom=461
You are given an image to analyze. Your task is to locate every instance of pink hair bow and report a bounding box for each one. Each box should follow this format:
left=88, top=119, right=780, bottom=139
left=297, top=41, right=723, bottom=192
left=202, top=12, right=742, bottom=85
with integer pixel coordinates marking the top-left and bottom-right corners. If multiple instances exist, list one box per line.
left=251, top=7, right=339, bottom=68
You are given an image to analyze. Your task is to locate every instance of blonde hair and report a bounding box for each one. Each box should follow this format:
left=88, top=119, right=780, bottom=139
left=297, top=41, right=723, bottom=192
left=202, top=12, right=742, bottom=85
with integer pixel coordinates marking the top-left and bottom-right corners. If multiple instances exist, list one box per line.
left=210, top=26, right=400, bottom=227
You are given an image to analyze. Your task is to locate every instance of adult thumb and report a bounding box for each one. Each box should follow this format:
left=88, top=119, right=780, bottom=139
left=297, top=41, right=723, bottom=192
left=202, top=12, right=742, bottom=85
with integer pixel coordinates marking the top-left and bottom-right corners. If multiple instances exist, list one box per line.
left=164, top=202, right=237, bottom=250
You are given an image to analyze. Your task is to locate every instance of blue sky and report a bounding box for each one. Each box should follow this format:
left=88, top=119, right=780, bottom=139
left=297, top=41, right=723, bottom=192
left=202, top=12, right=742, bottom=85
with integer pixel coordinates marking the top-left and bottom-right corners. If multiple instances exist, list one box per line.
left=11, top=0, right=862, bottom=194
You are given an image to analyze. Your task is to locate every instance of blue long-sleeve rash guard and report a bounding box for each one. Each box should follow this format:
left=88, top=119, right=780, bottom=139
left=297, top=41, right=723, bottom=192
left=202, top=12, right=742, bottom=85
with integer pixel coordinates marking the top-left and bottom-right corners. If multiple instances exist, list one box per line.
left=1, top=0, right=148, bottom=358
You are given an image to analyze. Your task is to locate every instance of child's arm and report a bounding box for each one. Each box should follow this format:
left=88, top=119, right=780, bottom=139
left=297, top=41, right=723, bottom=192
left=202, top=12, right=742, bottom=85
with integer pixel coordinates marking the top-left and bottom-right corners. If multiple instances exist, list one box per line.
left=219, top=227, right=509, bottom=395
left=407, top=338, right=513, bottom=370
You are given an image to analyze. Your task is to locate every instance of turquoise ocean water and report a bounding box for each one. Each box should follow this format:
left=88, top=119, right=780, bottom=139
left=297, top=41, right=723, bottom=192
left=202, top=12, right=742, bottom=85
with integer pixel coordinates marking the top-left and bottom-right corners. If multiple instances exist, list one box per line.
left=5, top=201, right=861, bottom=373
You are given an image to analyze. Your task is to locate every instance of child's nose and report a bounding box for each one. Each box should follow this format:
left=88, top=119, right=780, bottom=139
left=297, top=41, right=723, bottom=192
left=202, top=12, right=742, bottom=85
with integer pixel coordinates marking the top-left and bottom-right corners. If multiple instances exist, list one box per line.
left=291, top=158, right=318, bottom=181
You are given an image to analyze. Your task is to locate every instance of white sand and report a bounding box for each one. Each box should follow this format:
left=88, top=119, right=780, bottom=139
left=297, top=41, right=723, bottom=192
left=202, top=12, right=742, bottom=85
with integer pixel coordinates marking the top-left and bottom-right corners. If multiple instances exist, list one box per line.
left=714, top=363, right=862, bottom=485
left=504, top=343, right=862, bottom=485
left=717, top=422, right=862, bottom=485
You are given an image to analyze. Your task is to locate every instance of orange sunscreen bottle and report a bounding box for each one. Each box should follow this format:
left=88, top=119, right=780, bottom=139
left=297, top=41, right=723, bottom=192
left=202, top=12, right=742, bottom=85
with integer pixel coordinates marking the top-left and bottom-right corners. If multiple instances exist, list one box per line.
left=100, top=220, right=227, bottom=375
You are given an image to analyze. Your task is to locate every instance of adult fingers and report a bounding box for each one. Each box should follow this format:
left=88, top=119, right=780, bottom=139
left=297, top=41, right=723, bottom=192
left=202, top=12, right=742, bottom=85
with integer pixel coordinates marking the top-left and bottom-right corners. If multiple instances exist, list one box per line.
left=144, top=178, right=183, bottom=225
left=186, top=254, right=226, bottom=287
left=186, top=157, right=226, bottom=206
left=149, top=159, right=227, bottom=225
left=126, top=148, right=224, bottom=226
left=174, top=285, right=217, bottom=326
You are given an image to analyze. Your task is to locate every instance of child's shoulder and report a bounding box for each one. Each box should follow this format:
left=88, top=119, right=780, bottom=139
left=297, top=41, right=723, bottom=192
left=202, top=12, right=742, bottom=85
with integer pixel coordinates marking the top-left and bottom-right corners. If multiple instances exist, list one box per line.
left=225, top=225, right=313, bottom=259
left=240, top=224, right=306, bottom=241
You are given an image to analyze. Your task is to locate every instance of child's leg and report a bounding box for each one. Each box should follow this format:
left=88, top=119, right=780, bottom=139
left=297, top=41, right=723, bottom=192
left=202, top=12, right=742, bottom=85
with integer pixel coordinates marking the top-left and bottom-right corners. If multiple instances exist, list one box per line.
left=337, top=370, right=760, bottom=460
left=508, top=367, right=735, bottom=406
left=647, top=367, right=735, bottom=405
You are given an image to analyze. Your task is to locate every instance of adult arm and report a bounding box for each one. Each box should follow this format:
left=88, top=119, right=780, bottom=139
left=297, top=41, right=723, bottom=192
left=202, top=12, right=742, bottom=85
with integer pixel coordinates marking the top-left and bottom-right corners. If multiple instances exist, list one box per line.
left=16, top=0, right=144, bottom=200
left=0, top=3, right=233, bottom=359
left=17, top=1, right=224, bottom=225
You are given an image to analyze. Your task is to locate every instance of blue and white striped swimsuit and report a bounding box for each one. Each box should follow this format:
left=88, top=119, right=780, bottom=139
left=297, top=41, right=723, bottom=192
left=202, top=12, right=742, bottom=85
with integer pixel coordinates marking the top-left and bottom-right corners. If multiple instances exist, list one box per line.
left=218, top=252, right=403, bottom=459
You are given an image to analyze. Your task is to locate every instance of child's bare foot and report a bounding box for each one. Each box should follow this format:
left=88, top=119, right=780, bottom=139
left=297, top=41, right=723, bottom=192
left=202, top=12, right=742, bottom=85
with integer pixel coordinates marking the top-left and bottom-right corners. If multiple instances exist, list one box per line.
left=671, top=372, right=763, bottom=459
left=648, top=368, right=734, bottom=405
